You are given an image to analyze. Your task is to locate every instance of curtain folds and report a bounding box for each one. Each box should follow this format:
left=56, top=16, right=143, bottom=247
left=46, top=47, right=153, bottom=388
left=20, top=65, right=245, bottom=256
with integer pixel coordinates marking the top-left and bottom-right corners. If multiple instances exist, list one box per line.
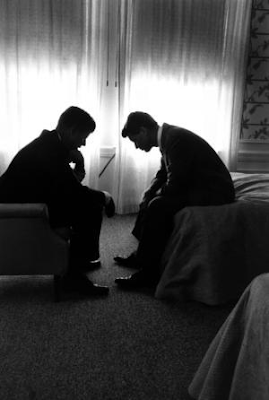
left=0, top=0, right=252, bottom=213
left=114, top=0, right=252, bottom=214
left=0, top=0, right=108, bottom=188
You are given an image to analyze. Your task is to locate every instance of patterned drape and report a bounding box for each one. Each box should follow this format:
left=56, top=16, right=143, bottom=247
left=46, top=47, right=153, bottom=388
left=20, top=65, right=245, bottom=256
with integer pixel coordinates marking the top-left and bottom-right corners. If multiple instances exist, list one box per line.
left=241, top=0, right=269, bottom=140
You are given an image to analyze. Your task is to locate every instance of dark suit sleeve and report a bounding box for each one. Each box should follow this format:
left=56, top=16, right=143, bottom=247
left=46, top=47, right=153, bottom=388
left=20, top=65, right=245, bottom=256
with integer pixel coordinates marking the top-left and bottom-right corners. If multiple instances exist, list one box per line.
left=52, top=156, right=106, bottom=205
left=142, top=157, right=167, bottom=200
left=160, top=134, right=194, bottom=197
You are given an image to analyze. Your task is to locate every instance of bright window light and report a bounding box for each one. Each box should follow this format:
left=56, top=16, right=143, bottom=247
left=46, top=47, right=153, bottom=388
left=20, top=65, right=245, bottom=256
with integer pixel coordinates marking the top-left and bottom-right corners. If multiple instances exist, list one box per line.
left=128, top=73, right=233, bottom=158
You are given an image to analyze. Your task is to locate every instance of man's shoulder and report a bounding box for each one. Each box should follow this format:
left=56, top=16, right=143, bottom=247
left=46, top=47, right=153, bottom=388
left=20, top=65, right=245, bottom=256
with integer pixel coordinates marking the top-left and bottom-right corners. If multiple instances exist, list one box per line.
left=15, top=130, right=63, bottom=164
left=162, top=123, right=194, bottom=147
left=20, top=130, right=53, bottom=150
left=163, top=123, right=195, bottom=138
left=38, top=129, right=56, bottom=144
left=30, top=130, right=62, bottom=151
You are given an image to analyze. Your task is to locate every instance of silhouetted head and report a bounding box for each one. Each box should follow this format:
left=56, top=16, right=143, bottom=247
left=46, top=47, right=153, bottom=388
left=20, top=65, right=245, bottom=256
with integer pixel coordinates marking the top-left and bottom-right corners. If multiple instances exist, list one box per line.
left=122, top=112, right=158, bottom=152
left=56, top=106, right=96, bottom=150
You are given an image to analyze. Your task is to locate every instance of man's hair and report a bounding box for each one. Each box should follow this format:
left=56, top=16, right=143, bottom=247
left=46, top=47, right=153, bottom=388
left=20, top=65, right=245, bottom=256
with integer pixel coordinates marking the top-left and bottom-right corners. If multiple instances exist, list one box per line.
left=122, top=112, right=158, bottom=137
left=57, top=106, right=96, bottom=133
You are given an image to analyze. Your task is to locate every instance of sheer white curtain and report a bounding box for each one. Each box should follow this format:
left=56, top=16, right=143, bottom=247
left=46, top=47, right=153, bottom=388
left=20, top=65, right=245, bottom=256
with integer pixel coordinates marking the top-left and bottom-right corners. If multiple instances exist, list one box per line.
left=114, top=0, right=252, bottom=214
left=0, top=0, right=108, bottom=188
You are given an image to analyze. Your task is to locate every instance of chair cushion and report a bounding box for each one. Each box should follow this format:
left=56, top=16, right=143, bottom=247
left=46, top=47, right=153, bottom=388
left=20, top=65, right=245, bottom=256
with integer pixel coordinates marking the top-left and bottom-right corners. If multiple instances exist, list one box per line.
left=0, top=203, right=48, bottom=218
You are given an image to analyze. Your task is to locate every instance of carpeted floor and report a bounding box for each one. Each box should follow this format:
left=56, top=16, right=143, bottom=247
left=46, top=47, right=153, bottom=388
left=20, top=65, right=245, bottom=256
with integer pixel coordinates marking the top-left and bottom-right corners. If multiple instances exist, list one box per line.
left=0, top=214, right=234, bottom=400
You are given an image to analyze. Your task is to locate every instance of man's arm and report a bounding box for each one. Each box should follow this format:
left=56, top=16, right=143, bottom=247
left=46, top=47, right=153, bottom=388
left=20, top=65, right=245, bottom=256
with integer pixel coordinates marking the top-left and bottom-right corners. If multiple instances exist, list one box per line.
left=69, top=149, right=86, bottom=182
left=160, top=133, right=194, bottom=197
left=68, top=150, right=115, bottom=216
left=140, top=157, right=167, bottom=208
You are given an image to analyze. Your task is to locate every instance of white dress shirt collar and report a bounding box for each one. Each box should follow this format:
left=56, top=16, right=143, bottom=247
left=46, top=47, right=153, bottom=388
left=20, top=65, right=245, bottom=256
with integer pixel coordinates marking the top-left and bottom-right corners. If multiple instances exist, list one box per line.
left=157, top=124, right=164, bottom=150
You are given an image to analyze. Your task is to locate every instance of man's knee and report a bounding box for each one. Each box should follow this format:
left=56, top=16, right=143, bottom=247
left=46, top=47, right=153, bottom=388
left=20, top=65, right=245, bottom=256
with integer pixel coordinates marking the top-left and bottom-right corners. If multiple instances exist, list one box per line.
left=70, top=200, right=103, bottom=227
left=146, top=195, right=187, bottom=220
left=147, top=196, right=166, bottom=216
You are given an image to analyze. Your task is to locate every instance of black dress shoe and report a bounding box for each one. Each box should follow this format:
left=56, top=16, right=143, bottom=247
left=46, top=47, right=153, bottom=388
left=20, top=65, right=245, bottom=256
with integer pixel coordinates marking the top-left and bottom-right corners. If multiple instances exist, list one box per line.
left=62, top=274, right=109, bottom=296
left=69, top=257, right=102, bottom=273
left=114, top=252, right=138, bottom=268
left=82, top=282, right=109, bottom=296
left=78, top=259, right=102, bottom=272
left=115, top=271, right=156, bottom=289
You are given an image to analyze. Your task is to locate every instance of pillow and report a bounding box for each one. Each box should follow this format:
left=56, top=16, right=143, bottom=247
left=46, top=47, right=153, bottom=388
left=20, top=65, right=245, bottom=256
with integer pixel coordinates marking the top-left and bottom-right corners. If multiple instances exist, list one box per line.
left=231, top=172, right=269, bottom=203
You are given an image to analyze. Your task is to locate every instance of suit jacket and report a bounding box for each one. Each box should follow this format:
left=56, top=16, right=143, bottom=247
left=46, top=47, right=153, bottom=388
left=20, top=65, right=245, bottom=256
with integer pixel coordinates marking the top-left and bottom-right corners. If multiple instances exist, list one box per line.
left=147, top=123, right=235, bottom=205
left=0, top=130, right=105, bottom=225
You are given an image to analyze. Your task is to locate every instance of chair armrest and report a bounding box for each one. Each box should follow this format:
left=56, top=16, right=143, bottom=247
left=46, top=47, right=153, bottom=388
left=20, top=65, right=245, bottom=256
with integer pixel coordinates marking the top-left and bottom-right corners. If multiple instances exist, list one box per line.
left=0, top=203, right=49, bottom=218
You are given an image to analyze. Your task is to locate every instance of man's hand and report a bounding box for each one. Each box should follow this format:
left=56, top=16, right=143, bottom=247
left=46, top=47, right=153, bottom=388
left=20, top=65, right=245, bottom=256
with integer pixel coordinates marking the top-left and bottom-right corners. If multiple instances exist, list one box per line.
left=69, top=149, right=84, bottom=167
left=69, top=149, right=85, bottom=182
left=140, top=190, right=150, bottom=208
left=73, top=168, right=86, bottom=182
left=139, top=188, right=160, bottom=210
left=103, top=191, right=115, bottom=218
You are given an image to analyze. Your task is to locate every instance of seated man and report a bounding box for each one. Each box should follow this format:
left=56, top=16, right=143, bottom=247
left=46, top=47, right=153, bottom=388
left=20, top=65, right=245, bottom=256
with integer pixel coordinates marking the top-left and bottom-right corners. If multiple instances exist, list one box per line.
left=0, top=106, right=115, bottom=296
left=115, top=111, right=235, bottom=290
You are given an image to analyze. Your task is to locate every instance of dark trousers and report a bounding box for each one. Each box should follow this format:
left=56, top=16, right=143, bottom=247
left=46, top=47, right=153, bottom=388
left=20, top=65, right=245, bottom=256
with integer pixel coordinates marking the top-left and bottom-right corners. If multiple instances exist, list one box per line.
left=134, top=196, right=187, bottom=282
left=49, top=195, right=103, bottom=271
left=69, top=202, right=103, bottom=265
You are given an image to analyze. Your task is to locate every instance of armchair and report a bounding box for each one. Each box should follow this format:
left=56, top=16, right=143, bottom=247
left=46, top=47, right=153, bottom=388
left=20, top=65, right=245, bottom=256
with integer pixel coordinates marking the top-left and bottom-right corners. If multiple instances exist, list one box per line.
left=0, top=203, right=69, bottom=301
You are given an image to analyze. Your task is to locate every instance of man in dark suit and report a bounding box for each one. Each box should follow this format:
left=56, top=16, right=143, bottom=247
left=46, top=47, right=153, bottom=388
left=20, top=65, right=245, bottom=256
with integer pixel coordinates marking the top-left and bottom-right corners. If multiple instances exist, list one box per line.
left=0, top=106, right=115, bottom=296
left=115, top=111, right=235, bottom=290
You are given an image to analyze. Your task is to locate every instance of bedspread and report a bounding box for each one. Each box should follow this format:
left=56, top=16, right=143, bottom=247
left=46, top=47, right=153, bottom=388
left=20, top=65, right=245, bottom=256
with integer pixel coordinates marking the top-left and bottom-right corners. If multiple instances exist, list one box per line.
left=188, top=273, right=269, bottom=400
left=155, top=200, right=269, bottom=305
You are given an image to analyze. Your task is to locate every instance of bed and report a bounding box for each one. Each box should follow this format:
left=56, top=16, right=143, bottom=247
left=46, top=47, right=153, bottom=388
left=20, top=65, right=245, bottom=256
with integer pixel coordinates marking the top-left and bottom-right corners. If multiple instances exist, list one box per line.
left=155, top=173, right=269, bottom=305
left=188, top=273, right=269, bottom=400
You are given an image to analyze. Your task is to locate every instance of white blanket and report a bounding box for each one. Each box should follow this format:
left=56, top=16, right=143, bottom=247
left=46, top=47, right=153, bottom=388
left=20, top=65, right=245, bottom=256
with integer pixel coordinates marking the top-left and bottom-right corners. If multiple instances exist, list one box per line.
left=155, top=173, right=269, bottom=305
left=188, top=273, right=269, bottom=400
